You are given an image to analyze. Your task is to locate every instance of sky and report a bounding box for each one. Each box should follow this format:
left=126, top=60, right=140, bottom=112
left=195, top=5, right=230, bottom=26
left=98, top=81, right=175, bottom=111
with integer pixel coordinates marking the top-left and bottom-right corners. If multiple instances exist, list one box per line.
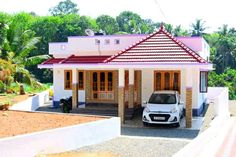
left=0, top=0, right=235, bottom=32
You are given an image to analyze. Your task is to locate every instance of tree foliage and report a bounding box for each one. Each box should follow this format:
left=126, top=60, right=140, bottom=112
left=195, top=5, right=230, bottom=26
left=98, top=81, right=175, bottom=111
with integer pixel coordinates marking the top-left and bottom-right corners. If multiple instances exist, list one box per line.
left=191, top=19, right=208, bottom=36
left=96, top=15, right=119, bottom=35
left=49, top=0, right=79, bottom=16
left=0, top=5, right=236, bottom=98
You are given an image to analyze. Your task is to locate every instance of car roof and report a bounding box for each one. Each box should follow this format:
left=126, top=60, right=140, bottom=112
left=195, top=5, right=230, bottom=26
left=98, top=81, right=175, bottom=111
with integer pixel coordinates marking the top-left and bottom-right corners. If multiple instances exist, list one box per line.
left=153, top=90, right=178, bottom=94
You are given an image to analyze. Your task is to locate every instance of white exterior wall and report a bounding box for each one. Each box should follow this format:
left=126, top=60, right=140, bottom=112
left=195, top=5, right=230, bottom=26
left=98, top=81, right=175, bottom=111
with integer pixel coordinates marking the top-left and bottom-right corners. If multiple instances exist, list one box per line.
left=49, top=35, right=146, bottom=57
left=141, top=68, right=206, bottom=110
left=53, top=68, right=85, bottom=102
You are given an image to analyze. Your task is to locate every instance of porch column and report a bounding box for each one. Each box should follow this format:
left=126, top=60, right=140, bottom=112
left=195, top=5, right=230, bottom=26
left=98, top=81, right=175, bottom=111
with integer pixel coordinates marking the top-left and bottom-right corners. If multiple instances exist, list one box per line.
left=72, top=69, right=78, bottom=109
left=128, top=69, right=134, bottom=109
left=185, top=69, right=193, bottom=128
left=118, top=68, right=125, bottom=124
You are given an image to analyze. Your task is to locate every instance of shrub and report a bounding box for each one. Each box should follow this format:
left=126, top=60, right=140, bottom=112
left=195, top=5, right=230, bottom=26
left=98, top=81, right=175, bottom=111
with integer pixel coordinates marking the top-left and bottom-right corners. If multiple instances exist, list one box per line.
left=0, top=80, right=6, bottom=93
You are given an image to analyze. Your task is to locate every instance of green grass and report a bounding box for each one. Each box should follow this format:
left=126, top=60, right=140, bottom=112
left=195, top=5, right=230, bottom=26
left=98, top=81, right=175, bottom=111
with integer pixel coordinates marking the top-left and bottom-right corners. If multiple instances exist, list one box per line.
left=23, top=83, right=52, bottom=93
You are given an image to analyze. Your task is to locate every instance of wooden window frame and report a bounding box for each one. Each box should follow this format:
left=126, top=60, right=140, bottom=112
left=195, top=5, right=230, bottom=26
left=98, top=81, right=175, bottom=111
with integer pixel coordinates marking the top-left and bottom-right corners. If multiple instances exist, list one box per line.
left=78, top=70, right=85, bottom=90
left=154, top=70, right=181, bottom=93
left=200, top=71, right=208, bottom=93
left=64, top=70, right=72, bottom=90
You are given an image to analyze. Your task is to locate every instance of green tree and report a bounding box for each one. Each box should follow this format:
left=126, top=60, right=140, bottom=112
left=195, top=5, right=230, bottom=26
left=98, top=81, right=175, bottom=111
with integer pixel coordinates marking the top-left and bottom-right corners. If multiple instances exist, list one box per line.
left=0, top=19, right=48, bottom=86
left=96, top=15, right=119, bottom=35
left=116, top=11, right=143, bottom=34
left=49, top=0, right=79, bottom=16
left=190, top=19, right=208, bottom=36
left=173, top=25, right=189, bottom=36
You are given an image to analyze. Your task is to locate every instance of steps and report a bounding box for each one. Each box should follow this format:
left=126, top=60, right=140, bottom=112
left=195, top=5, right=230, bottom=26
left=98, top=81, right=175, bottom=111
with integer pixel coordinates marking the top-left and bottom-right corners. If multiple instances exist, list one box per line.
left=71, top=103, right=136, bottom=119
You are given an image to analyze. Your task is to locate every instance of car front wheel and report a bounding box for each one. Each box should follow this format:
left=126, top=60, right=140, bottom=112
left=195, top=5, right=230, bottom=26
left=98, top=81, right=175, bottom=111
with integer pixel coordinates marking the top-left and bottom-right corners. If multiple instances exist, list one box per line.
left=143, top=122, right=149, bottom=127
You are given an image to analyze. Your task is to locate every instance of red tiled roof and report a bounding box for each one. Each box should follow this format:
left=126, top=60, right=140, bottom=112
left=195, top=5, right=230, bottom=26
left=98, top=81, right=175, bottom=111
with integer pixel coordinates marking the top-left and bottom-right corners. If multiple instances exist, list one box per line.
left=60, top=55, right=110, bottom=64
left=42, top=55, right=111, bottom=65
left=104, top=26, right=207, bottom=63
left=41, top=58, right=64, bottom=65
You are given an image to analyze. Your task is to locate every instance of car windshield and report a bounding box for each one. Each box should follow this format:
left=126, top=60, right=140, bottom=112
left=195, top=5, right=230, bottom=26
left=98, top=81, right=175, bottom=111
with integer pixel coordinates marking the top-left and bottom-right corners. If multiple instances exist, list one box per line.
left=148, top=93, right=176, bottom=104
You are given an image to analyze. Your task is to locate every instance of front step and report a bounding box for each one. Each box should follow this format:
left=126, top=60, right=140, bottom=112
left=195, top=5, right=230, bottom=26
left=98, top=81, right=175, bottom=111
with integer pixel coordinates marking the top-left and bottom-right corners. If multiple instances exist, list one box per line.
left=71, top=107, right=136, bottom=120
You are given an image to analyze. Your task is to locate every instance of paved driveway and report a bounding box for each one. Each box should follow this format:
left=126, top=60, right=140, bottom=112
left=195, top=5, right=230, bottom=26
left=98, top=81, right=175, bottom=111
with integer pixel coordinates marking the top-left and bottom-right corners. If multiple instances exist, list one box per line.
left=76, top=135, right=190, bottom=157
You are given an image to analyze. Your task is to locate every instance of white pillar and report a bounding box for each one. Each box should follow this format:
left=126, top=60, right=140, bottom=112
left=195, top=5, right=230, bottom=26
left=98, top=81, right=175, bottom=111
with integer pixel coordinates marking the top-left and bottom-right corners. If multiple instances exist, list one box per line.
left=118, top=68, right=125, bottom=123
left=72, top=69, right=78, bottom=109
left=129, top=69, right=134, bottom=85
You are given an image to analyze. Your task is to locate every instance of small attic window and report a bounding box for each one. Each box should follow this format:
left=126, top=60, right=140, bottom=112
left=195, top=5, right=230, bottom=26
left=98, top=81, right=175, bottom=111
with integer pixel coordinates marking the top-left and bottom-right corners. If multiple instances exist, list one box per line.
left=115, top=39, right=120, bottom=44
left=105, top=39, right=110, bottom=44
left=95, top=39, right=100, bottom=45
left=61, top=45, right=66, bottom=50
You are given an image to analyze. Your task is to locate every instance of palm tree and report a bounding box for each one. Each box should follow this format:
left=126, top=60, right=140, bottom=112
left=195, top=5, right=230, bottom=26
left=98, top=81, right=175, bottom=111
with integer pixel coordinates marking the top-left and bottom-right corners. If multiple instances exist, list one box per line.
left=0, top=22, right=49, bottom=88
left=190, top=19, right=208, bottom=36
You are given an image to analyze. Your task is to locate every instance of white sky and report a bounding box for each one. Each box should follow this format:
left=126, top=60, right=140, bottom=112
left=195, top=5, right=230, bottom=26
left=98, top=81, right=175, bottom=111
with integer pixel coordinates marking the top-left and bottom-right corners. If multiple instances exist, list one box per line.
left=0, top=0, right=235, bottom=32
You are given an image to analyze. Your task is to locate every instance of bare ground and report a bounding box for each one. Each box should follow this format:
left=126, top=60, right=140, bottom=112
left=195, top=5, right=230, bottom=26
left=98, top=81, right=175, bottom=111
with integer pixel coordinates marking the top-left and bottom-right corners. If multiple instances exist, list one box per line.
left=0, top=111, right=104, bottom=138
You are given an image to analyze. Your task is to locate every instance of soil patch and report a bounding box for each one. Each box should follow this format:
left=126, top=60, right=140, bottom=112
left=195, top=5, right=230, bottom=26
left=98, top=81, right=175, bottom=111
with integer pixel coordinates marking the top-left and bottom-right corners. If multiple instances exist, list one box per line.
left=39, top=151, right=119, bottom=157
left=0, top=94, right=31, bottom=104
left=0, top=111, right=105, bottom=138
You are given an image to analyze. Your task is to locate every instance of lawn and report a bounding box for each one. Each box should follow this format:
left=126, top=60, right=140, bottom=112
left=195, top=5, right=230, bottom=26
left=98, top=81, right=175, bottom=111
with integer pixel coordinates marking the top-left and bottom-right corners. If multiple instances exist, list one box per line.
left=0, top=83, right=51, bottom=105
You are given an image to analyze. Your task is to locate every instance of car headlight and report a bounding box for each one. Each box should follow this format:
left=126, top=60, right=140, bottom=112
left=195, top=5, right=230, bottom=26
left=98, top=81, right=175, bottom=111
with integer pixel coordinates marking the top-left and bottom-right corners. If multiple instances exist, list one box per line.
left=171, top=107, right=178, bottom=113
left=144, top=107, right=150, bottom=113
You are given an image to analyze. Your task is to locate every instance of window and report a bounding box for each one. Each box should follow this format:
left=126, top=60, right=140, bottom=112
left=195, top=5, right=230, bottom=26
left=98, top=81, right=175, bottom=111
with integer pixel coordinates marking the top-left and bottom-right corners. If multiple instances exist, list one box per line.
left=64, top=70, right=72, bottom=90
left=105, top=39, right=110, bottom=44
left=60, top=44, right=66, bottom=50
left=108, top=72, right=113, bottom=91
left=78, top=71, right=84, bottom=90
left=114, top=39, right=120, bottom=44
left=100, top=72, right=105, bottom=91
left=154, top=71, right=181, bottom=93
left=200, top=71, right=208, bottom=93
left=95, top=39, right=100, bottom=45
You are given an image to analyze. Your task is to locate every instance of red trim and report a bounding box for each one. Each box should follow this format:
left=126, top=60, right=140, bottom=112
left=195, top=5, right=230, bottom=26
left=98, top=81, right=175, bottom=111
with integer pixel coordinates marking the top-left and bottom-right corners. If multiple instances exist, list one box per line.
left=104, top=32, right=161, bottom=63
left=105, top=26, right=208, bottom=64
left=60, top=55, right=111, bottom=64
left=41, top=58, right=64, bottom=65
left=110, top=60, right=199, bottom=63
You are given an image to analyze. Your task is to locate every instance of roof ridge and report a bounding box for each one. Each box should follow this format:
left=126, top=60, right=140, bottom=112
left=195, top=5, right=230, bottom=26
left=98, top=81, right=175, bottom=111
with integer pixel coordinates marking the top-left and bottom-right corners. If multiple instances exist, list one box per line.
left=103, top=30, right=161, bottom=63
left=160, top=28, right=207, bottom=63
left=104, top=26, right=207, bottom=64
left=59, top=55, right=74, bottom=64
left=41, top=57, right=53, bottom=64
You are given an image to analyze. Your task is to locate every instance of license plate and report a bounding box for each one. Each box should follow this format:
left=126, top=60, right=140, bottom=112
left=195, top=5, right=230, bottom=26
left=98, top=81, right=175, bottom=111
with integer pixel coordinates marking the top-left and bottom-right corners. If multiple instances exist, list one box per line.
left=153, top=116, right=165, bottom=120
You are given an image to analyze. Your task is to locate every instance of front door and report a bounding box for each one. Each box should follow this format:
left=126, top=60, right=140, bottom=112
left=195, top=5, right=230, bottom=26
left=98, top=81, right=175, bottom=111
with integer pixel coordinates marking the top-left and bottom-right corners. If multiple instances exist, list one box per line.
left=154, top=71, right=181, bottom=93
left=91, top=71, right=114, bottom=101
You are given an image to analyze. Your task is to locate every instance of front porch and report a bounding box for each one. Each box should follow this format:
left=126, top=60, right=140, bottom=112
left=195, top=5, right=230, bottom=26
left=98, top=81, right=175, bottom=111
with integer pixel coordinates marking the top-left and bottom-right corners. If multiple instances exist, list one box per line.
left=52, top=66, right=207, bottom=128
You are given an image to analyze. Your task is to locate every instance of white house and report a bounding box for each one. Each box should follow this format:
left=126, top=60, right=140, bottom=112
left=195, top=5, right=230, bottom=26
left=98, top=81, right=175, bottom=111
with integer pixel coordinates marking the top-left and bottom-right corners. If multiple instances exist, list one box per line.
left=38, top=26, right=213, bottom=127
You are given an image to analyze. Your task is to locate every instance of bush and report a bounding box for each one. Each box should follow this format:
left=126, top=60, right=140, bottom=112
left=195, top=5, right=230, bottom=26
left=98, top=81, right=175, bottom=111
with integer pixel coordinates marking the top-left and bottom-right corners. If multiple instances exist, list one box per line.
left=0, top=80, right=6, bottom=93
left=208, top=68, right=236, bottom=100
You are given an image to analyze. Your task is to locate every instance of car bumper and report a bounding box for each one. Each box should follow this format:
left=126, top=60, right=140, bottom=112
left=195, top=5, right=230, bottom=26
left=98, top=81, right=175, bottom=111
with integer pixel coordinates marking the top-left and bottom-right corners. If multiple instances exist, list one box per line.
left=142, top=111, right=180, bottom=124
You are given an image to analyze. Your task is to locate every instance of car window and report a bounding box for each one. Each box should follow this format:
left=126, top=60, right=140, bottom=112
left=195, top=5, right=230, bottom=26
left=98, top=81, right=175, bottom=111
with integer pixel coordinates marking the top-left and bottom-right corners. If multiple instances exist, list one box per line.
left=148, top=93, right=176, bottom=104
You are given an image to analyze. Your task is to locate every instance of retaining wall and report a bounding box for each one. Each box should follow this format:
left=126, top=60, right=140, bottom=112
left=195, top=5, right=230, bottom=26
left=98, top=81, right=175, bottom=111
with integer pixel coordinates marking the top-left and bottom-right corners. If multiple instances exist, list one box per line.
left=9, top=90, right=50, bottom=111
left=0, top=117, right=120, bottom=157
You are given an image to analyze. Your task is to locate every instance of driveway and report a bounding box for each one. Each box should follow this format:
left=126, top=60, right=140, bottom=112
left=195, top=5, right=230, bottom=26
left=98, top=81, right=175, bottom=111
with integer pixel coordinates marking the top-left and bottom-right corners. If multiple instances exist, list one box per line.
left=75, top=136, right=190, bottom=157
left=38, top=104, right=199, bottom=157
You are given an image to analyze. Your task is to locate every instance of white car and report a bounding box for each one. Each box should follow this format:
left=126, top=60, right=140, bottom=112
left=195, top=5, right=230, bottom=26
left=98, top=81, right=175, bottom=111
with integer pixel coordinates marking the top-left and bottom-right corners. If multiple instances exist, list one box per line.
left=142, top=90, right=184, bottom=127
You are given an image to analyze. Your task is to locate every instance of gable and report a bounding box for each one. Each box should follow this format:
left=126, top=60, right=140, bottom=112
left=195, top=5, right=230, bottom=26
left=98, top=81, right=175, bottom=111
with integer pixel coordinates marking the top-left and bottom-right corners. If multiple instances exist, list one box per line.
left=104, top=26, right=207, bottom=64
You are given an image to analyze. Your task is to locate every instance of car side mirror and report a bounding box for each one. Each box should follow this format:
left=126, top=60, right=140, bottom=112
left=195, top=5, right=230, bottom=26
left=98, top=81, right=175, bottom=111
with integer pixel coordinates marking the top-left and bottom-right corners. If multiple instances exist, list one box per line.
left=142, top=101, right=147, bottom=107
